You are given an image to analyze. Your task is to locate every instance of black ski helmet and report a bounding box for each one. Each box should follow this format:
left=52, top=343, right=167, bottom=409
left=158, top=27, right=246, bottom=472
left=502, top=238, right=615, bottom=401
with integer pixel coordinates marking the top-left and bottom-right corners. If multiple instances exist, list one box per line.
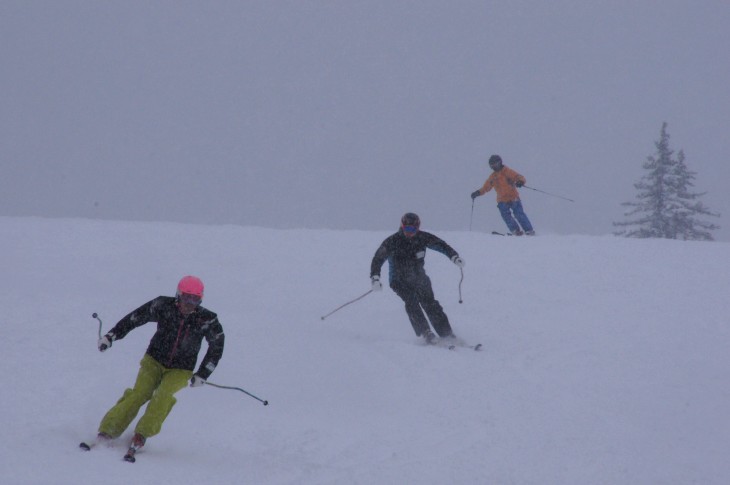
left=400, top=212, right=421, bottom=234
left=489, top=154, right=503, bottom=169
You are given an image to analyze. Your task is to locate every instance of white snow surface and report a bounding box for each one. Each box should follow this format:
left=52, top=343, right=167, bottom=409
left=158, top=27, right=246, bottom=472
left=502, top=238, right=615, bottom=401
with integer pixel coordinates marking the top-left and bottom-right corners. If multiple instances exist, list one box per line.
left=2, top=216, right=729, bottom=484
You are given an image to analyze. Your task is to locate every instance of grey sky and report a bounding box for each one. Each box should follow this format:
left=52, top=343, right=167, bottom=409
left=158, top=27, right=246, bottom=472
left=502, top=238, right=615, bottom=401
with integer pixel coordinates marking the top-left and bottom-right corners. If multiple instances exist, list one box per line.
left=2, top=1, right=728, bottom=239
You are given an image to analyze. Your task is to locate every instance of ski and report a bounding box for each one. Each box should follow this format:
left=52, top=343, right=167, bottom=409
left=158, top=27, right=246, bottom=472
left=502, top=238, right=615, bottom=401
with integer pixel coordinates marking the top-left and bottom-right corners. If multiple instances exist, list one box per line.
left=419, top=336, right=482, bottom=352
left=449, top=342, right=482, bottom=351
left=429, top=339, right=482, bottom=351
left=492, top=230, right=535, bottom=237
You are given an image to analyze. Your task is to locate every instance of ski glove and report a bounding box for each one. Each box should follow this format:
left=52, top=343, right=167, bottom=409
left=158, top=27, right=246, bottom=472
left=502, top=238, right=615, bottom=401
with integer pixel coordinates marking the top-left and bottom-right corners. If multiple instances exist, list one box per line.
left=371, top=275, right=383, bottom=291
left=451, top=255, right=465, bottom=268
left=98, top=333, right=114, bottom=352
left=470, top=190, right=480, bottom=199
left=515, top=181, right=524, bottom=188
left=190, top=374, right=206, bottom=387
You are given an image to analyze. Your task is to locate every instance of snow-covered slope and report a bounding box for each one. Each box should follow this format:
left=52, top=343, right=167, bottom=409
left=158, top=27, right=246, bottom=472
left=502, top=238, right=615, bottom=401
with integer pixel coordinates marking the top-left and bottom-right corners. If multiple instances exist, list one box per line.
left=2, top=217, right=729, bottom=484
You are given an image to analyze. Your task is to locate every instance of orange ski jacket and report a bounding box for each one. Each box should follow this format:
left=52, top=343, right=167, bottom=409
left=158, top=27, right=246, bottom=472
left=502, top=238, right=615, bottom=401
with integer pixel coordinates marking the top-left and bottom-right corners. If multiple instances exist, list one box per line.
left=477, top=165, right=526, bottom=203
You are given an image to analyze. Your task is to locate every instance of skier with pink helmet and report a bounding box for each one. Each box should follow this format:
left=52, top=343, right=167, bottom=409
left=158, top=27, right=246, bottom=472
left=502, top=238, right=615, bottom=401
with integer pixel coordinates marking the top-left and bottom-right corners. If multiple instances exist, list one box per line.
left=86, top=275, right=225, bottom=461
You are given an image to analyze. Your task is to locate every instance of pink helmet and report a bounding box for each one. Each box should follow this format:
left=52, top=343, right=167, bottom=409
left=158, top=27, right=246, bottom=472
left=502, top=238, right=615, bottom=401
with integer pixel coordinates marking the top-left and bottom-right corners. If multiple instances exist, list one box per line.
left=176, top=275, right=204, bottom=299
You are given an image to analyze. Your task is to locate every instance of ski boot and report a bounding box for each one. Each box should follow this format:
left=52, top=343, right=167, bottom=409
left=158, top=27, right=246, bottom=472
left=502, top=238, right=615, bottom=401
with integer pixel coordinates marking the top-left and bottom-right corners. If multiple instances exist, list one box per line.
left=423, top=329, right=437, bottom=345
left=79, top=432, right=112, bottom=451
left=123, top=433, right=146, bottom=463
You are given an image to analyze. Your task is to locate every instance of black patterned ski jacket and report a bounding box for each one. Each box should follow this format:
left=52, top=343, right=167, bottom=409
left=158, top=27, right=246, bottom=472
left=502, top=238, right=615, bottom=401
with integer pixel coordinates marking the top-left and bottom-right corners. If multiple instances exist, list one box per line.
left=107, top=296, right=225, bottom=379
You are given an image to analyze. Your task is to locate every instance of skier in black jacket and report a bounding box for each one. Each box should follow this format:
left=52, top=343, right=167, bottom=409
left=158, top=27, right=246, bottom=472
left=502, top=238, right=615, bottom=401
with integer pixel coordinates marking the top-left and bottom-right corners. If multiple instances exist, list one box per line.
left=89, top=276, right=224, bottom=456
left=370, top=213, right=465, bottom=344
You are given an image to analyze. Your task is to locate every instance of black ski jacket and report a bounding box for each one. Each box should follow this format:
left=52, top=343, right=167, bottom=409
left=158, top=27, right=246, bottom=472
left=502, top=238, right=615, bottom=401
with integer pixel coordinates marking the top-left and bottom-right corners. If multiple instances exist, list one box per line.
left=107, top=296, right=225, bottom=379
left=370, top=230, right=458, bottom=286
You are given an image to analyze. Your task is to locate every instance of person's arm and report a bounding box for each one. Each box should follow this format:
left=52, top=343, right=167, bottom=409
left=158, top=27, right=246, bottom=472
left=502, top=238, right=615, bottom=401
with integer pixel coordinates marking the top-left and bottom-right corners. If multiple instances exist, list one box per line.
left=370, top=238, right=393, bottom=290
left=426, top=234, right=464, bottom=267
left=370, top=239, right=391, bottom=278
left=424, top=233, right=458, bottom=260
left=481, top=174, right=496, bottom=194
left=98, top=298, right=160, bottom=351
left=194, top=315, right=225, bottom=380
left=504, top=167, right=526, bottom=187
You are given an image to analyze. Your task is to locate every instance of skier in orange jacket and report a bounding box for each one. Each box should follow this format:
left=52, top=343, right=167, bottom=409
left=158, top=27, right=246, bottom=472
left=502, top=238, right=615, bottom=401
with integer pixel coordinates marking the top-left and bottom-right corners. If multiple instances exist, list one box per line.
left=471, top=155, right=535, bottom=235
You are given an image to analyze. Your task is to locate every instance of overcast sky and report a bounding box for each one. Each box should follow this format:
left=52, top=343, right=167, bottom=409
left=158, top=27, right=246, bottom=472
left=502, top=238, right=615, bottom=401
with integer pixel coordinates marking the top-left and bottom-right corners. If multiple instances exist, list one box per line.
left=2, top=1, right=728, bottom=239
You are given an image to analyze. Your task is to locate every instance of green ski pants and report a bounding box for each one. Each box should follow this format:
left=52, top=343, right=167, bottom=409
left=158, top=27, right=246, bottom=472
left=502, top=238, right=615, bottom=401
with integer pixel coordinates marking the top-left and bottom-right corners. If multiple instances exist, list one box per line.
left=99, top=354, right=192, bottom=439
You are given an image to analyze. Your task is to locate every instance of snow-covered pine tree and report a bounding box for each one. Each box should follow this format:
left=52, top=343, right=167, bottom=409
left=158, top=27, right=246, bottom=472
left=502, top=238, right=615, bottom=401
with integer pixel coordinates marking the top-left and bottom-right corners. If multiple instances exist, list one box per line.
left=668, top=150, right=720, bottom=240
left=614, top=122, right=720, bottom=240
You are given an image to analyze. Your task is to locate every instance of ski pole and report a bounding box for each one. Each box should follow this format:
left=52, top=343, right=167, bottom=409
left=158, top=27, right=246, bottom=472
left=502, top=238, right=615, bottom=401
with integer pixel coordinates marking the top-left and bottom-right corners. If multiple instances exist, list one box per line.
left=92, top=312, right=103, bottom=339
left=469, top=199, right=475, bottom=231
left=320, top=289, right=373, bottom=320
left=458, top=267, right=464, bottom=304
left=522, top=185, right=574, bottom=202
left=206, top=381, right=269, bottom=406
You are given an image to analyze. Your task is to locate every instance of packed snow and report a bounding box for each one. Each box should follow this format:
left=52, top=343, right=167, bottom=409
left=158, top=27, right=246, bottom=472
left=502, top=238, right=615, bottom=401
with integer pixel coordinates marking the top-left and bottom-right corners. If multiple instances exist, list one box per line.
left=2, top=216, right=729, bottom=484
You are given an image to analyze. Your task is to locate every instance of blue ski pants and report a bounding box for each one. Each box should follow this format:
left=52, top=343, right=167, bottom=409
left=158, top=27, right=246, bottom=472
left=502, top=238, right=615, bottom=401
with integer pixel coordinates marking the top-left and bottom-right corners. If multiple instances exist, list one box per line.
left=497, top=200, right=533, bottom=233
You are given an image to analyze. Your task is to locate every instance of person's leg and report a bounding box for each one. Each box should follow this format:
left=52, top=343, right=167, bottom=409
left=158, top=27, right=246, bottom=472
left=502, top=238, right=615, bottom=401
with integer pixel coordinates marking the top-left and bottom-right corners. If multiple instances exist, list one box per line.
left=511, top=200, right=534, bottom=232
left=134, top=366, right=193, bottom=439
left=416, top=276, right=454, bottom=338
left=497, top=202, right=520, bottom=233
left=98, top=354, right=161, bottom=438
left=392, top=283, right=431, bottom=337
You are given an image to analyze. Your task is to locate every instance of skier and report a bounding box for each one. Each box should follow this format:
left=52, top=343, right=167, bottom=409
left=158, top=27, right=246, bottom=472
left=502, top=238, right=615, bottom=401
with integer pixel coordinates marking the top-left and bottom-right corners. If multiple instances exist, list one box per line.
left=89, top=275, right=225, bottom=460
left=370, top=213, right=464, bottom=344
left=471, top=154, right=535, bottom=235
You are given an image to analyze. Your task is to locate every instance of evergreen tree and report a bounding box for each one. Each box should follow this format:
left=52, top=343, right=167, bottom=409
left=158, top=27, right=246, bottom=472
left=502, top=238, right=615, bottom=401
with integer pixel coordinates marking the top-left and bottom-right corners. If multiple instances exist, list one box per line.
left=614, top=123, right=720, bottom=240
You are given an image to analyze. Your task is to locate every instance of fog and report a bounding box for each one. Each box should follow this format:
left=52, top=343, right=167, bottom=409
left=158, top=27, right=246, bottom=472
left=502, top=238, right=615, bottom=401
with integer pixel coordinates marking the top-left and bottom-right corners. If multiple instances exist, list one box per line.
left=2, top=1, right=728, bottom=239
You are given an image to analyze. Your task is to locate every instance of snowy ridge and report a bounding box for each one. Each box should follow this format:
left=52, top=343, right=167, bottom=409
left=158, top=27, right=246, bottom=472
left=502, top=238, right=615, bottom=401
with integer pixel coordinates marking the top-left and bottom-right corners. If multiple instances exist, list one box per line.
left=1, top=217, right=729, bottom=484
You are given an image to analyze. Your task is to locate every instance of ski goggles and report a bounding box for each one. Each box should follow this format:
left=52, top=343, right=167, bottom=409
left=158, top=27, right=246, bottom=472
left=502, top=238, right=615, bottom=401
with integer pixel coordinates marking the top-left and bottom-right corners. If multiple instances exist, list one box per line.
left=402, top=225, right=419, bottom=235
left=178, top=293, right=202, bottom=306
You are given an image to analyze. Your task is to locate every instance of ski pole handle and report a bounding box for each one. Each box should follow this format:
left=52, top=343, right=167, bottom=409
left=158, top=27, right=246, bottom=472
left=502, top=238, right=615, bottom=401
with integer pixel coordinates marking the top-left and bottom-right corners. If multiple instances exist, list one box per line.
left=92, top=313, right=103, bottom=339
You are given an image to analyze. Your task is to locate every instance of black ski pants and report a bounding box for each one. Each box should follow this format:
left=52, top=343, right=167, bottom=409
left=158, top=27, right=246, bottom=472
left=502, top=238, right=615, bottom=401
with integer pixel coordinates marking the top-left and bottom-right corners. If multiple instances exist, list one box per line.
left=391, top=275, right=453, bottom=338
